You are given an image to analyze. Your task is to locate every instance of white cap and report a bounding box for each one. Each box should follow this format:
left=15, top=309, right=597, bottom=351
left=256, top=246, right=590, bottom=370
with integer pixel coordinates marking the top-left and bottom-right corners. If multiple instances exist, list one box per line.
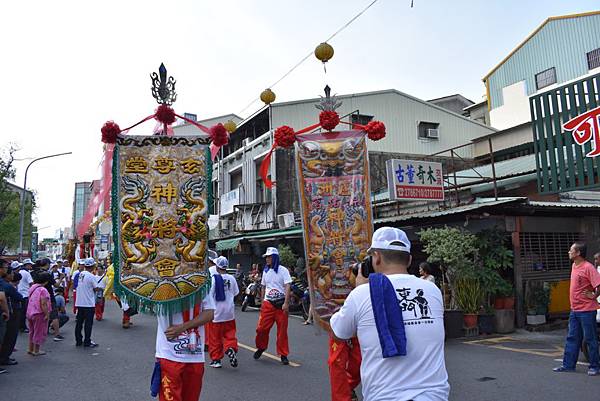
left=368, top=227, right=411, bottom=253
left=22, top=258, right=33, bottom=265
left=83, top=258, right=96, bottom=267
left=10, top=261, right=21, bottom=269
left=214, top=256, right=229, bottom=269
left=262, top=247, right=279, bottom=257
left=207, top=249, right=218, bottom=262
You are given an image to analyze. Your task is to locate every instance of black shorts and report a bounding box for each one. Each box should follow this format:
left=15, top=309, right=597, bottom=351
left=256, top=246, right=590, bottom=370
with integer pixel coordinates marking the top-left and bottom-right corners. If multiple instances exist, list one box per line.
left=49, top=309, right=58, bottom=320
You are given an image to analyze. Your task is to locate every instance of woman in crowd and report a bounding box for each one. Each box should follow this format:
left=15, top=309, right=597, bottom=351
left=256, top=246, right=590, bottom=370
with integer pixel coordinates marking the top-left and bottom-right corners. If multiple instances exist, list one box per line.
left=27, top=272, right=52, bottom=356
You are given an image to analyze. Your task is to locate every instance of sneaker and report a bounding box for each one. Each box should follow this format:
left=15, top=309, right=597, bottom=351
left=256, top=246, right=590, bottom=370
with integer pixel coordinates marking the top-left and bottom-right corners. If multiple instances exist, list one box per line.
left=553, top=366, right=575, bottom=372
left=22, top=329, right=29, bottom=334
left=210, top=360, right=222, bottom=368
left=0, top=359, right=17, bottom=366
left=75, top=342, right=83, bottom=347
left=588, top=368, right=600, bottom=376
left=226, top=348, right=238, bottom=368
left=281, top=356, right=289, bottom=365
left=53, top=335, right=65, bottom=342
left=0, top=368, right=7, bottom=374
left=253, top=349, right=264, bottom=360
left=84, top=342, right=98, bottom=348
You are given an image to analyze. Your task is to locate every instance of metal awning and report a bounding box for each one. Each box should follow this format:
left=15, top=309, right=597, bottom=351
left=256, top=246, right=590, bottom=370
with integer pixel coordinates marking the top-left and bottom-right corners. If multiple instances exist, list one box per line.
left=215, top=238, right=242, bottom=251
left=244, top=227, right=303, bottom=240
left=374, top=197, right=525, bottom=224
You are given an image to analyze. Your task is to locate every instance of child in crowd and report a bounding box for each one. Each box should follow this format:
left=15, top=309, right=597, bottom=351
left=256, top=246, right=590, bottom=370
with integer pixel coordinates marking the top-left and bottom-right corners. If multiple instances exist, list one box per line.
left=54, top=288, right=69, bottom=329
left=27, top=272, right=52, bottom=356
left=95, top=267, right=107, bottom=321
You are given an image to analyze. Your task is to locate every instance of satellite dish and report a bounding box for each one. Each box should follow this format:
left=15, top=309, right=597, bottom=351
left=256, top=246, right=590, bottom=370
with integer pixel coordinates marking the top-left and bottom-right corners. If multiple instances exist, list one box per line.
left=98, top=220, right=112, bottom=235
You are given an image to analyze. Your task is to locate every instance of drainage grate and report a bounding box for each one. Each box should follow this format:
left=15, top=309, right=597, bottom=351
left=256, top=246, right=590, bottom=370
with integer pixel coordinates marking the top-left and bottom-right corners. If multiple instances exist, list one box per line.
left=476, top=377, right=496, bottom=382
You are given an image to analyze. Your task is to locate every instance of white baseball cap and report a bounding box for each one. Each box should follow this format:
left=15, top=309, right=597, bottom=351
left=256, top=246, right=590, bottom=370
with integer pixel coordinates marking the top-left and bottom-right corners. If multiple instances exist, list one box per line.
left=368, top=227, right=411, bottom=253
left=22, top=258, right=33, bottom=265
left=207, top=249, right=218, bottom=262
left=83, top=258, right=97, bottom=267
left=10, top=261, right=22, bottom=269
left=214, top=256, right=229, bottom=269
left=262, top=247, right=279, bottom=257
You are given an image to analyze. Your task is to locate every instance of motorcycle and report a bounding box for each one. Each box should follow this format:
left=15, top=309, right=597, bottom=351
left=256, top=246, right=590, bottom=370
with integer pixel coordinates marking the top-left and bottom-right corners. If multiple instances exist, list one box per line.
left=241, top=278, right=261, bottom=312
left=289, top=276, right=310, bottom=321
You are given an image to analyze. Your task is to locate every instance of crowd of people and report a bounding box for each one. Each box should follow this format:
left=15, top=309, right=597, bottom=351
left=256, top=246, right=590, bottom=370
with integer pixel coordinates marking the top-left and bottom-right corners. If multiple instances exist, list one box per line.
left=0, top=256, right=110, bottom=375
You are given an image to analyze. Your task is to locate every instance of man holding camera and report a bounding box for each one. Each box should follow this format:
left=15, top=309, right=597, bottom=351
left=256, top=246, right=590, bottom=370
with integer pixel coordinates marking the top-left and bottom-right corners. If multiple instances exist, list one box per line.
left=331, top=227, right=449, bottom=401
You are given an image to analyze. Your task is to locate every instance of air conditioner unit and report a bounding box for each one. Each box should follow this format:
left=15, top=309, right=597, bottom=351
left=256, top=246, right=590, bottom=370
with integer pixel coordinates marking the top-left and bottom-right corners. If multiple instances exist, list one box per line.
left=277, top=213, right=295, bottom=229
left=219, top=220, right=229, bottom=230
left=426, top=128, right=439, bottom=139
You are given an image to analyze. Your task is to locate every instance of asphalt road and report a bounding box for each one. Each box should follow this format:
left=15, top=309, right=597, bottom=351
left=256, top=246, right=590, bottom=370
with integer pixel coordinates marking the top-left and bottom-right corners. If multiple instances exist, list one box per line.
left=1, top=302, right=598, bottom=401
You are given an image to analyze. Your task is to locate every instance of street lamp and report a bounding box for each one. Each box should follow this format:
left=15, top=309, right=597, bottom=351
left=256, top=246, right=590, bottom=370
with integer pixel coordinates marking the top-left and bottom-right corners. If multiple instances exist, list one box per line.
left=18, top=152, right=72, bottom=258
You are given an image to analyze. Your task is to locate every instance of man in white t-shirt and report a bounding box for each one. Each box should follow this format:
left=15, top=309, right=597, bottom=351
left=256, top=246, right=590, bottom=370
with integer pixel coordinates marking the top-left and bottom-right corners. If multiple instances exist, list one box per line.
left=155, top=280, right=215, bottom=401
left=208, top=256, right=239, bottom=369
left=330, top=227, right=450, bottom=401
left=74, top=258, right=100, bottom=347
left=94, top=266, right=107, bottom=321
left=254, top=247, right=292, bottom=365
left=17, top=259, right=33, bottom=332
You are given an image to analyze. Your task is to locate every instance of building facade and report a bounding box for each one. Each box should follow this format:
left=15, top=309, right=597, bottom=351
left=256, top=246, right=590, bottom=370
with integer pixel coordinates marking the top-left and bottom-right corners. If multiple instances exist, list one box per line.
left=71, top=181, right=91, bottom=238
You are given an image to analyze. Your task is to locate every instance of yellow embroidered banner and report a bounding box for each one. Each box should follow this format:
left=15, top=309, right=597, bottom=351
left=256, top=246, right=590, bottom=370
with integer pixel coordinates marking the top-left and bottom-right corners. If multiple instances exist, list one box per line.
left=112, top=135, right=212, bottom=312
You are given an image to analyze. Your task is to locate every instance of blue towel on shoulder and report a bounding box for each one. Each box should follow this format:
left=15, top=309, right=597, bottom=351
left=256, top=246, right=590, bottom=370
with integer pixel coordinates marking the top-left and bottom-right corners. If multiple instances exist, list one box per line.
left=150, top=360, right=161, bottom=397
left=214, top=274, right=226, bottom=302
left=369, top=273, right=407, bottom=358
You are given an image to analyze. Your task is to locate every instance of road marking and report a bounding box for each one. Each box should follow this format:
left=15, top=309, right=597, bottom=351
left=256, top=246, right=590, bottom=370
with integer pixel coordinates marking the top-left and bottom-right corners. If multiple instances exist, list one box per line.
left=464, top=336, right=564, bottom=358
left=554, top=359, right=588, bottom=366
left=237, top=342, right=301, bottom=367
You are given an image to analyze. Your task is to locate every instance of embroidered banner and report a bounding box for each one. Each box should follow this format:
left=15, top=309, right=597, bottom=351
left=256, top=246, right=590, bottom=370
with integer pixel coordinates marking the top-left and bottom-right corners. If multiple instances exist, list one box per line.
left=296, top=130, right=374, bottom=328
left=112, top=135, right=212, bottom=313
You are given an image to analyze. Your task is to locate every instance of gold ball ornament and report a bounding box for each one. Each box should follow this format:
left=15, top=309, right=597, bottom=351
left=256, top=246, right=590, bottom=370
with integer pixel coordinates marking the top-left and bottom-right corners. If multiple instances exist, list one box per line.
left=223, top=120, right=237, bottom=133
left=260, top=88, right=276, bottom=105
left=314, top=42, right=334, bottom=63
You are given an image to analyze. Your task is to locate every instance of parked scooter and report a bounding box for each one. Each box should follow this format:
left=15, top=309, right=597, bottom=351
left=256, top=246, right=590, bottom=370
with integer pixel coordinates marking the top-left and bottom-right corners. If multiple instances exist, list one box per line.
left=241, top=277, right=261, bottom=311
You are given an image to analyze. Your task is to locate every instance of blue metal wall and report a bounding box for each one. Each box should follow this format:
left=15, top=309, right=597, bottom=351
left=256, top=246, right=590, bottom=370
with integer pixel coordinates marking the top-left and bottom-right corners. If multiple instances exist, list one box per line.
left=488, top=14, right=600, bottom=110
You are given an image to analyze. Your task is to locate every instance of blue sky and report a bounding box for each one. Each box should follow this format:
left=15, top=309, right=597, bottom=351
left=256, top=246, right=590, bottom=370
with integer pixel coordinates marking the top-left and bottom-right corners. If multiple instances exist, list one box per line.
left=1, top=0, right=597, bottom=239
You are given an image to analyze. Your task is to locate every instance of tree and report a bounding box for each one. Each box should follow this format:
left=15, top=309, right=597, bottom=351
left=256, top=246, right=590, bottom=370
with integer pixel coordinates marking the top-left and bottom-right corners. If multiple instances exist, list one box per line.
left=277, top=244, right=298, bottom=271
left=0, top=146, right=35, bottom=255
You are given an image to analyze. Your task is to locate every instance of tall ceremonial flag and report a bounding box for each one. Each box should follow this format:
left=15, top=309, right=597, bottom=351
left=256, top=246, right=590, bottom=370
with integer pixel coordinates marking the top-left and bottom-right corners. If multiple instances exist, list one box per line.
left=296, top=130, right=374, bottom=328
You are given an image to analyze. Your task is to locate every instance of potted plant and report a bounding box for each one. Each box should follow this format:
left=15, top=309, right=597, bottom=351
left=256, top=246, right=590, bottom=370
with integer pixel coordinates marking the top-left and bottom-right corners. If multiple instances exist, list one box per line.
left=454, top=277, right=483, bottom=329
left=419, top=227, right=479, bottom=338
left=478, top=304, right=496, bottom=335
left=526, top=282, right=550, bottom=325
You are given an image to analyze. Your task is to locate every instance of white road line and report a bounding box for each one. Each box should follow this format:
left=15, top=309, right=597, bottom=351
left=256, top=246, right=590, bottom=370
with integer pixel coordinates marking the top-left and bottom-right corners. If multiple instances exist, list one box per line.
left=237, top=342, right=301, bottom=367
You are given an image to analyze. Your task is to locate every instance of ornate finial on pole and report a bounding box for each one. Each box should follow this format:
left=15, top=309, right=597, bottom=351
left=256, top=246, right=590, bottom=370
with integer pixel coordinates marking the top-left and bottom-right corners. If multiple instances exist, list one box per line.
left=151, top=63, right=177, bottom=105
left=316, top=85, right=342, bottom=112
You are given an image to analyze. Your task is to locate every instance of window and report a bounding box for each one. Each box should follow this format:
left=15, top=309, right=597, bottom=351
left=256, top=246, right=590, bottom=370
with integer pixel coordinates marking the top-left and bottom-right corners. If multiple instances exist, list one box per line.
left=587, top=48, right=600, bottom=70
left=230, top=170, right=242, bottom=190
left=351, top=113, right=373, bottom=128
left=535, top=67, right=556, bottom=90
left=417, top=121, right=440, bottom=140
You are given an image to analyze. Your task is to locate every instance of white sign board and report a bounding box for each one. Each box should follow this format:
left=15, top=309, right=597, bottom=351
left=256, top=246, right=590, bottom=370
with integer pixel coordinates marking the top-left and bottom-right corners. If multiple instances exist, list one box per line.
left=386, top=159, right=444, bottom=201
left=220, top=188, right=239, bottom=216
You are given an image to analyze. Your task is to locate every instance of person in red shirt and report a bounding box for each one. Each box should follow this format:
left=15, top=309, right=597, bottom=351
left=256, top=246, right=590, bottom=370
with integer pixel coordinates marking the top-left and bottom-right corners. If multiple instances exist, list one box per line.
left=554, top=242, right=600, bottom=376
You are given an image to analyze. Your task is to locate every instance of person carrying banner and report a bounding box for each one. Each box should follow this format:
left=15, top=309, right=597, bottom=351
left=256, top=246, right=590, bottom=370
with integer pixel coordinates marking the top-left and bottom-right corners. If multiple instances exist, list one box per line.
left=254, top=247, right=292, bottom=365
left=208, top=256, right=239, bottom=369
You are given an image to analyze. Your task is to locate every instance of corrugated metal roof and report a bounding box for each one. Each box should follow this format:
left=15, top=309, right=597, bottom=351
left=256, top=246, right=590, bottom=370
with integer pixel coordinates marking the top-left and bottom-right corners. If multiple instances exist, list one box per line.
left=452, top=154, right=537, bottom=186
left=374, top=197, right=525, bottom=224
left=528, top=201, right=600, bottom=208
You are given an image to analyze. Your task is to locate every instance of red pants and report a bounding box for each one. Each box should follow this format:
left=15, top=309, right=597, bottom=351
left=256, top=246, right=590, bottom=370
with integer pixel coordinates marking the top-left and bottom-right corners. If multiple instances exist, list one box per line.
left=208, top=320, right=238, bottom=361
left=328, top=335, right=361, bottom=401
left=159, top=358, right=204, bottom=401
left=95, top=298, right=105, bottom=321
left=255, top=300, right=289, bottom=356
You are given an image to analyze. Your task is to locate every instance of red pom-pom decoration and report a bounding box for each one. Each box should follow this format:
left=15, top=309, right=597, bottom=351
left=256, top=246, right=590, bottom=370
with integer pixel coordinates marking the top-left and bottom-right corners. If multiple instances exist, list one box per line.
left=209, top=123, right=229, bottom=147
left=154, top=104, right=177, bottom=126
left=101, top=121, right=121, bottom=144
left=274, top=125, right=296, bottom=148
left=365, top=120, right=386, bottom=141
left=319, top=110, right=340, bottom=131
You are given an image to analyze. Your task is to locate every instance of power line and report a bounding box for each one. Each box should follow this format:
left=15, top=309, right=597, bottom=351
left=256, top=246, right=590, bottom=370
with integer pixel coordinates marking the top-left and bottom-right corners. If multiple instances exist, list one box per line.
left=237, top=0, right=381, bottom=117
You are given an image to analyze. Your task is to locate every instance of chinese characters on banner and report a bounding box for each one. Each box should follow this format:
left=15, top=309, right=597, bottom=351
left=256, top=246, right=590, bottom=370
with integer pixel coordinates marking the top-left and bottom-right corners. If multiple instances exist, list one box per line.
left=385, top=159, right=444, bottom=201
left=114, top=136, right=211, bottom=307
left=562, top=105, right=600, bottom=157
left=296, top=131, right=373, bottom=328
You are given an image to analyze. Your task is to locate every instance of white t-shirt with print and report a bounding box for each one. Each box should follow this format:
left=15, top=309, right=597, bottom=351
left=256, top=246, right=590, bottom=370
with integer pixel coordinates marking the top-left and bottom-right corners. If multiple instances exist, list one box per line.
left=209, top=265, right=218, bottom=276
left=330, top=274, right=449, bottom=401
left=17, top=269, right=33, bottom=298
left=155, top=286, right=216, bottom=363
left=261, top=265, right=292, bottom=301
left=213, top=273, right=239, bottom=323
left=95, top=274, right=107, bottom=290
left=75, top=270, right=99, bottom=308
